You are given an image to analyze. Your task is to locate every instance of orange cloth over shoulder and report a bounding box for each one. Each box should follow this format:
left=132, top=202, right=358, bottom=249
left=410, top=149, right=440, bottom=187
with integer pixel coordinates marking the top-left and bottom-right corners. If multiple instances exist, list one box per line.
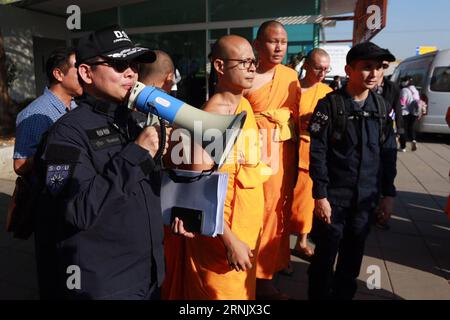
left=290, top=82, right=332, bottom=234
left=162, top=98, right=270, bottom=300
left=245, top=64, right=300, bottom=279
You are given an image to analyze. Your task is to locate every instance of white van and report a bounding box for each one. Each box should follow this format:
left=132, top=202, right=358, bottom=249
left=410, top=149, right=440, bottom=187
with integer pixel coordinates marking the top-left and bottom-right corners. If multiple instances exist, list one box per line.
left=391, top=49, right=450, bottom=134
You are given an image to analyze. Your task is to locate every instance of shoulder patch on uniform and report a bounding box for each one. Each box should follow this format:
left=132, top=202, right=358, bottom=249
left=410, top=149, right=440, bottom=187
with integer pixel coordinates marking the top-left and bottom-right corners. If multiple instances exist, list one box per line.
left=309, top=110, right=329, bottom=135
left=46, top=164, right=72, bottom=195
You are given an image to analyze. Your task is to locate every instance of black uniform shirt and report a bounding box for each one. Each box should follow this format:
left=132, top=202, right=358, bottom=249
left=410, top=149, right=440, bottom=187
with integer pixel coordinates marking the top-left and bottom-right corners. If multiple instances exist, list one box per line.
left=35, top=94, right=165, bottom=299
left=308, top=88, right=397, bottom=208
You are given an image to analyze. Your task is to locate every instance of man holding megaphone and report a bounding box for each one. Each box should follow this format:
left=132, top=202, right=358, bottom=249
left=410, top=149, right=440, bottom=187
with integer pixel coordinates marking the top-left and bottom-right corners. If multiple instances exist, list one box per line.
left=33, top=25, right=172, bottom=300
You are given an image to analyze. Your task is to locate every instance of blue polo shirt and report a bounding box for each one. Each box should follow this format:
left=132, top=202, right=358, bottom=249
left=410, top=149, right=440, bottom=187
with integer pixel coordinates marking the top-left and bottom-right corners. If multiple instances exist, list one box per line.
left=14, top=88, right=77, bottom=159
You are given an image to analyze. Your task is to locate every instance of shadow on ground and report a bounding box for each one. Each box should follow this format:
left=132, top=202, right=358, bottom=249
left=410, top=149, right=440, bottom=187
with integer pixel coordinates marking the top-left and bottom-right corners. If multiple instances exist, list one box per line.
left=274, top=260, right=404, bottom=300
left=370, top=191, right=449, bottom=281
left=276, top=189, right=449, bottom=300
left=0, top=188, right=448, bottom=300
left=0, top=192, right=38, bottom=300
left=0, top=192, right=11, bottom=225
left=416, top=133, right=450, bottom=145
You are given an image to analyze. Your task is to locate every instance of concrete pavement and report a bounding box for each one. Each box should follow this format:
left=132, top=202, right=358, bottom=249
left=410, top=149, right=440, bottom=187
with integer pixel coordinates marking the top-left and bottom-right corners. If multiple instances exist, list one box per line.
left=0, top=138, right=449, bottom=300
left=275, top=138, right=450, bottom=300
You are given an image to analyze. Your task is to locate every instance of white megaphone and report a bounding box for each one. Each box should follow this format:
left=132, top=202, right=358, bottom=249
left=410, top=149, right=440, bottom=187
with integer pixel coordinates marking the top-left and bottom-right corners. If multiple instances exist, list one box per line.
left=127, top=81, right=247, bottom=168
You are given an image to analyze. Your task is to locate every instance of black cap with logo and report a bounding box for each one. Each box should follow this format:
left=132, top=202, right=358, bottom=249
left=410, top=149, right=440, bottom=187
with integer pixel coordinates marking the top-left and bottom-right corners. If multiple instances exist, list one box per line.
left=346, top=42, right=396, bottom=65
left=75, top=25, right=156, bottom=67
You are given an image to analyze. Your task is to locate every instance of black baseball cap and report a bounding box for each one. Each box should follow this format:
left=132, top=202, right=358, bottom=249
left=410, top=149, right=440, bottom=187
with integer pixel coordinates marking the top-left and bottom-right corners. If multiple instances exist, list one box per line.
left=346, top=42, right=395, bottom=65
left=75, top=25, right=156, bottom=67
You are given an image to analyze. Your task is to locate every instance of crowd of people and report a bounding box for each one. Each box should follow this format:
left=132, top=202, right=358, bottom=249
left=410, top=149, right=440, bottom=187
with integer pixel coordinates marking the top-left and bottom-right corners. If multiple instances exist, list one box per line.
left=9, top=21, right=411, bottom=300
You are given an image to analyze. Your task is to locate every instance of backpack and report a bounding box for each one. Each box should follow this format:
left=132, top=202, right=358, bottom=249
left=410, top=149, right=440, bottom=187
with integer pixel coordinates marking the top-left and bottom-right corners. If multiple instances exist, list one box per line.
left=328, top=92, right=388, bottom=144
left=5, top=132, right=48, bottom=239
left=406, top=87, right=427, bottom=117
left=409, top=99, right=427, bottom=118
left=6, top=176, right=35, bottom=239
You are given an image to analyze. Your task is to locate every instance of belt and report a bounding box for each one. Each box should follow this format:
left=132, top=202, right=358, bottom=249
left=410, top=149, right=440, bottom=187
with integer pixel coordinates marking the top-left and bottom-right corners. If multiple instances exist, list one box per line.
left=254, top=108, right=295, bottom=142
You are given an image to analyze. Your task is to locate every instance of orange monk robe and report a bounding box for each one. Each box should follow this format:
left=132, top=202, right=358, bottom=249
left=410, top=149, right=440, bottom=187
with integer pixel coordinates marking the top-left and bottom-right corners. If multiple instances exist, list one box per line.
left=161, top=226, right=186, bottom=300
left=164, top=98, right=271, bottom=300
left=245, top=64, right=300, bottom=279
left=290, top=82, right=333, bottom=235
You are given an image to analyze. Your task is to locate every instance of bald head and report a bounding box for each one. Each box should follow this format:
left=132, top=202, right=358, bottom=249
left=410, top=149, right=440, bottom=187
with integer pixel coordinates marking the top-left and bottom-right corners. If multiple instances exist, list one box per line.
left=254, top=20, right=287, bottom=67
left=305, top=48, right=330, bottom=64
left=209, top=35, right=255, bottom=92
left=210, top=35, right=250, bottom=61
left=303, top=48, right=331, bottom=85
left=256, top=20, right=285, bottom=40
left=138, top=50, right=174, bottom=93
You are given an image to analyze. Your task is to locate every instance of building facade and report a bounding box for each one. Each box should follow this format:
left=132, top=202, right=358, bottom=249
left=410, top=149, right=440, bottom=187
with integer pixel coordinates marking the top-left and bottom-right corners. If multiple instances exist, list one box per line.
left=1, top=0, right=357, bottom=105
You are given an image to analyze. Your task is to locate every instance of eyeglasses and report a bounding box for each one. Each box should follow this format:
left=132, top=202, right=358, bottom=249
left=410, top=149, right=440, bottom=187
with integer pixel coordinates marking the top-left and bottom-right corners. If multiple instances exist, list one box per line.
left=311, top=66, right=332, bottom=74
left=87, top=60, right=140, bottom=73
left=221, top=58, right=259, bottom=70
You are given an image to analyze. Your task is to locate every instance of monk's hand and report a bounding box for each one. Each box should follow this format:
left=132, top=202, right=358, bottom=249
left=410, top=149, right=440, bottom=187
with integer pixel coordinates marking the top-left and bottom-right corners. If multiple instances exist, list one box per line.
left=226, top=237, right=253, bottom=272
left=171, top=217, right=195, bottom=238
left=314, top=198, right=332, bottom=224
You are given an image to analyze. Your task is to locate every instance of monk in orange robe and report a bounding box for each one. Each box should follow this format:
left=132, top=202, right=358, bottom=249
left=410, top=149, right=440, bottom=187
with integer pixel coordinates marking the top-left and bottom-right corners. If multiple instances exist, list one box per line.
left=163, top=35, right=270, bottom=300
left=290, top=48, right=332, bottom=259
left=244, top=20, right=300, bottom=299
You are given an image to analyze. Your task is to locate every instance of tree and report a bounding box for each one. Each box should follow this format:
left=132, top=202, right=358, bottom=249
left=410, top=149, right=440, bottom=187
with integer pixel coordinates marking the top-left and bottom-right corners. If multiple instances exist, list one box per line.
left=0, top=27, right=15, bottom=136
left=0, top=27, right=12, bottom=108
left=1, top=1, right=27, bottom=136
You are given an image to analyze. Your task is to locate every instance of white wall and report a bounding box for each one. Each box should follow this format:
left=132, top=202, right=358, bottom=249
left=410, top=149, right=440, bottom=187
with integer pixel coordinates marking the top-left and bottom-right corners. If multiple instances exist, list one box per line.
left=0, top=145, right=16, bottom=181
left=319, top=44, right=351, bottom=78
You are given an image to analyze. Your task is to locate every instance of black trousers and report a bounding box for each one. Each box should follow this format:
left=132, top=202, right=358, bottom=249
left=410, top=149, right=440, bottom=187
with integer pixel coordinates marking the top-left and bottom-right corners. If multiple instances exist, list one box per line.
left=399, top=114, right=418, bottom=148
left=308, top=204, right=374, bottom=300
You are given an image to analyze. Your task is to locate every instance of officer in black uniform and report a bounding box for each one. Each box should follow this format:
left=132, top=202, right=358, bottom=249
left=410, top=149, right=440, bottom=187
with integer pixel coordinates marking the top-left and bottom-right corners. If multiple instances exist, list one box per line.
left=34, top=25, right=170, bottom=299
left=307, top=42, right=397, bottom=300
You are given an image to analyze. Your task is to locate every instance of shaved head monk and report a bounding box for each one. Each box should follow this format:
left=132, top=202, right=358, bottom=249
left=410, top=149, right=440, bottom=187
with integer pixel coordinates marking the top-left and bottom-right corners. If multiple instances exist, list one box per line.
left=162, top=35, right=270, bottom=300
left=245, top=20, right=300, bottom=299
left=291, top=48, right=332, bottom=260
left=138, top=50, right=175, bottom=93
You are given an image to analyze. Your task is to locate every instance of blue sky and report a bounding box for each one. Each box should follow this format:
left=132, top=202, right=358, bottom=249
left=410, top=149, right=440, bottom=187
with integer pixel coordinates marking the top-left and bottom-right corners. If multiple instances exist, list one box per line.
left=324, top=0, right=450, bottom=60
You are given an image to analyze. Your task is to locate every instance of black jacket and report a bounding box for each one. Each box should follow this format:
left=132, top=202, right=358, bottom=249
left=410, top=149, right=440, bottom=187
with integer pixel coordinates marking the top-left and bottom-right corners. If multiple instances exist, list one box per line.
left=34, top=94, right=165, bottom=299
left=379, top=77, right=404, bottom=134
left=309, top=88, right=397, bottom=208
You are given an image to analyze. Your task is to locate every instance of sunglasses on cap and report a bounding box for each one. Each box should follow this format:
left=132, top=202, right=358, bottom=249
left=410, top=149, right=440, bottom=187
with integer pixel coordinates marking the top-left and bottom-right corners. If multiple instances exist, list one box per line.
left=87, top=59, right=140, bottom=73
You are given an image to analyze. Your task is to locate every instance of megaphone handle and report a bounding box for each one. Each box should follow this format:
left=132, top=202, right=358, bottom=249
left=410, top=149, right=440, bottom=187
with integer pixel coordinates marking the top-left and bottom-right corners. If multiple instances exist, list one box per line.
left=152, top=116, right=166, bottom=164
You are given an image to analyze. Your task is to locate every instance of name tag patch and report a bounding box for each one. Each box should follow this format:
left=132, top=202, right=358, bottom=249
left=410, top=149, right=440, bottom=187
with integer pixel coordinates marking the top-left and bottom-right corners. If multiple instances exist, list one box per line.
left=95, top=127, right=111, bottom=137
left=87, top=126, right=124, bottom=150
left=92, top=135, right=122, bottom=150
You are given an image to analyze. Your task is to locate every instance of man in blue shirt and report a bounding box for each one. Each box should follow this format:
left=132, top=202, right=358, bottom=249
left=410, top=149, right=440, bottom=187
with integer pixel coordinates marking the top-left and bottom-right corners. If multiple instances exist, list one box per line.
left=13, top=47, right=82, bottom=176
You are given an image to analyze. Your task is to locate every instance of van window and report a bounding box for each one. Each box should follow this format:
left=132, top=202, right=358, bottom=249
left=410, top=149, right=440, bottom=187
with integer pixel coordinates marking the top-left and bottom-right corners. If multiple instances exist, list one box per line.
left=430, top=67, right=450, bottom=92
left=391, top=68, right=400, bottom=83
left=391, top=56, right=434, bottom=92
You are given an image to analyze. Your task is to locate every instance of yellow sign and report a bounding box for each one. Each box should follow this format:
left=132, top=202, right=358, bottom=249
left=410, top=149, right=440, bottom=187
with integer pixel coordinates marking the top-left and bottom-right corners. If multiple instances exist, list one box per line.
left=416, top=46, right=438, bottom=55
